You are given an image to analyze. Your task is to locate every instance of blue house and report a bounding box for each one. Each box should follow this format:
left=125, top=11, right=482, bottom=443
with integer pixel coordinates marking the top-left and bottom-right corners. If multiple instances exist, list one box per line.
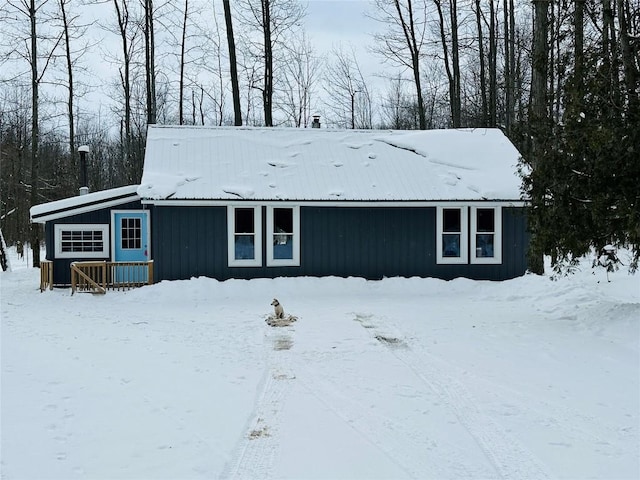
left=31, top=126, right=529, bottom=287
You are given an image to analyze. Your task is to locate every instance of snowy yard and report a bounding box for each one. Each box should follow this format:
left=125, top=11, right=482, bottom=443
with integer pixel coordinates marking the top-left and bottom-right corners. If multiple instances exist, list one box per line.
left=1, top=248, right=639, bottom=479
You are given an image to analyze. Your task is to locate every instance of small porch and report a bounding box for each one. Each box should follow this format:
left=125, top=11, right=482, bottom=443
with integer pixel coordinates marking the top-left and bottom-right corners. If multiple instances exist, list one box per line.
left=40, top=260, right=154, bottom=294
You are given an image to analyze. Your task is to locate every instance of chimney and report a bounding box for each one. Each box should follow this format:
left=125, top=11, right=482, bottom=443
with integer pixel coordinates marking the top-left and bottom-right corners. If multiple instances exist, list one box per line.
left=311, top=115, right=321, bottom=128
left=78, top=145, right=90, bottom=195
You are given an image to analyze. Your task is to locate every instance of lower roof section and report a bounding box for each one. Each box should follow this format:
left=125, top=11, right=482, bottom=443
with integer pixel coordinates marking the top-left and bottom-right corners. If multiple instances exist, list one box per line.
left=30, top=185, right=140, bottom=223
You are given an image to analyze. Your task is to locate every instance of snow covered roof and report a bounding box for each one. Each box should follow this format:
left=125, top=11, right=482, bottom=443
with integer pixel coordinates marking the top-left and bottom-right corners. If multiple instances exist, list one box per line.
left=30, top=185, right=139, bottom=223
left=138, top=125, right=524, bottom=202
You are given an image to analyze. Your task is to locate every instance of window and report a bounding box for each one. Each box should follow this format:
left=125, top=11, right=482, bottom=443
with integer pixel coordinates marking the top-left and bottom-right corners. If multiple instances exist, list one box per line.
left=228, top=206, right=262, bottom=266
left=55, top=224, right=109, bottom=259
left=121, top=217, right=141, bottom=249
left=436, top=206, right=503, bottom=265
left=436, top=207, right=468, bottom=264
left=266, top=206, right=300, bottom=266
left=471, top=207, right=502, bottom=264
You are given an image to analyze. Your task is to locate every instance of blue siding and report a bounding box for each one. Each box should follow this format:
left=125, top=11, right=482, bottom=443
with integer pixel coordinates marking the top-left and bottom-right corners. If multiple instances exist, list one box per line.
left=150, top=206, right=226, bottom=281
left=149, top=205, right=529, bottom=282
left=301, top=207, right=434, bottom=279
left=44, top=203, right=528, bottom=285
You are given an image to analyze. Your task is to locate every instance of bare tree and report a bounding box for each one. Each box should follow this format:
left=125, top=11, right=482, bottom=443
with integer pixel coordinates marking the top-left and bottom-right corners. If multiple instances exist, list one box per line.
left=380, top=74, right=420, bottom=129
left=223, top=0, right=242, bottom=125
left=143, top=0, right=156, bottom=124
left=56, top=0, right=92, bottom=191
left=487, top=0, right=497, bottom=126
left=28, top=0, right=45, bottom=266
left=473, top=0, right=488, bottom=126
left=236, top=0, right=305, bottom=126
left=178, top=0, right=188, bottom=124
left=112, top=0, right=137, bottom=180
left=323, top=44, right=372, bottom=129
left=0, top=86, right=31, bottom=251
left=503, top=0, right=516, bottom=134
left=433, top=0, right=461, bottom=127
left=371, top=0, right=428, bottom=129
left=279, top=31, right=321, bottom=127
left=1, top=0, right=63, bottom=266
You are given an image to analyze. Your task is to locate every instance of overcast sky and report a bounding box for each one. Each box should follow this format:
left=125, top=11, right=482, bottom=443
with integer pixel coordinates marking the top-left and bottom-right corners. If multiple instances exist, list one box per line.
left=77, top=0, right=384, bottom=124
left=1, top=0, right=386, bottom=128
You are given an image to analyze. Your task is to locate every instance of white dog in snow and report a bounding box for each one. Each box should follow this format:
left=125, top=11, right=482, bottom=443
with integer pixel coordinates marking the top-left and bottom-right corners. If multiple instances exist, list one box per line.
left=271, top=298, right=284, bottom=319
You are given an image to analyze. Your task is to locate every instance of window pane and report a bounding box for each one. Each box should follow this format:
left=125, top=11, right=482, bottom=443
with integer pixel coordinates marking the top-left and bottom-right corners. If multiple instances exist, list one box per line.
left=121, top=218, right=142, bottom=249
left=274, top=208, right=293, bottom=234
left=443, top=209, right=461, bottom=232
left=476, top=234, right=495, bottom=257
left=273, top=234, right=293, bottom=259
left=235, top=235, right=255, bottom=259
left=60, top=229, right=105, bottom=253
left=477, top=209, right=495, bottom=232
left=442, top=233, right=461, bottom=257
left=235, top=208, right=254, bottom=234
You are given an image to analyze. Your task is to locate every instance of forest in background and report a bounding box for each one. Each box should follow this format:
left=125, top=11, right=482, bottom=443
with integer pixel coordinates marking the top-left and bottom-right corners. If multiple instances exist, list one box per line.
left=0, top=0, right=638, bottom=272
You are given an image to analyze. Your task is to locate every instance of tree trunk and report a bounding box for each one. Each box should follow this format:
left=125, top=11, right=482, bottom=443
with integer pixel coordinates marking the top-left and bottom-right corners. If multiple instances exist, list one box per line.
left=114, top=0, right=131, bottom=179
left=603, top=0, right=616, bottom=62
left=29, top=0, right=41, bottom=267
left=488, top=0, right=497, bottom=126
left=434, top=0, right=456, bottom=128
left=617, top=0, right=639, bottom=115
left=262, top=0, right=273, bottom=127
left=223, top=0, right=242, bottom=126
left=475, top=0, right=487, bottom=126
left=391, top=0, right=426, bottom=129
left=59, top=0, right=76, bottom=186
left=502, top=0, right=510, bottom=132
left=449, top=0, right=461, bottom=127
left=528, top=0, right=550, bottom=275
left=179, top=0, right=188, bottom=125
left=144, top=0, right=156, bottom=125
left=508, top=0, right=516, bottom=131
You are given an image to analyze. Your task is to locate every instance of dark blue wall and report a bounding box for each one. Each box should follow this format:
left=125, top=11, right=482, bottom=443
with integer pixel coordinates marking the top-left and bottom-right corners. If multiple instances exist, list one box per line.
left=45, top=203, right=529, bottom=285
left=149, top=205, right=529, bottom=282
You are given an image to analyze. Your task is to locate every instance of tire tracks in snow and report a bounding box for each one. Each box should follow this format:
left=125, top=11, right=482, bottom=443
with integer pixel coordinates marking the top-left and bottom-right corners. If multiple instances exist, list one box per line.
left=220, top=325, right=295, bottom=480
left=355, top=312, right=551, bottom=480
left=296, top=365, right=483, bottom=479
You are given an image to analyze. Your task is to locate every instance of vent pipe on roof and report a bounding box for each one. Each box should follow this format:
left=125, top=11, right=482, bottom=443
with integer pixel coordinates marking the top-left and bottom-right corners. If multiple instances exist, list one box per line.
left=311, top=115, right=321, bottom=128
left=78, top=145, right=90, bottom=196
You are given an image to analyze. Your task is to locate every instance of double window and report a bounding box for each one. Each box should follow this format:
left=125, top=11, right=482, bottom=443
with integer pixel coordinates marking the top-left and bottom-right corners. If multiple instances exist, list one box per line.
left=54, top=224, right=109, bottom=259
left=436, top=206, right=502, bottom=265
left=228, top=206, right=300, bottom=267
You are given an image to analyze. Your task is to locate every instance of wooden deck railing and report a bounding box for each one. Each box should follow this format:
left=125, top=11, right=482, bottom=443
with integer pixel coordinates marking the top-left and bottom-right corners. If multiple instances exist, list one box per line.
left=40, top=260, right=54, bottom=292
left=71, top=260, right=154, bottom=294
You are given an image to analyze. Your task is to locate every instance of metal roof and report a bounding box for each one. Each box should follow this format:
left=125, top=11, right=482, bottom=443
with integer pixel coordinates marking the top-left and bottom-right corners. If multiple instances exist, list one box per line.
left=30, top=185, right=140, bottom=223
left=139, top=126, right=524, bottom=202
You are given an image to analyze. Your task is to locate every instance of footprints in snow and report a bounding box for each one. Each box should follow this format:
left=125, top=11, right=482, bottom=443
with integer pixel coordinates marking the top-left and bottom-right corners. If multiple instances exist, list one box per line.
left=222, top=320, right=296, bottom=478
left=354, top=312, right=408, bottom=348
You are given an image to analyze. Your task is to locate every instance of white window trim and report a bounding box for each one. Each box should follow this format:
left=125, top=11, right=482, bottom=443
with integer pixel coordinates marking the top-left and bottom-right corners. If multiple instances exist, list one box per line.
left=266, top=206, right=300, bottom=267
left=470, top=206, right=502, bottom=264
left=436, top=206, right=469, bottom=265
left=228, top=206, right=262, bottom=267
left=54, top=224, right=109, bottom=259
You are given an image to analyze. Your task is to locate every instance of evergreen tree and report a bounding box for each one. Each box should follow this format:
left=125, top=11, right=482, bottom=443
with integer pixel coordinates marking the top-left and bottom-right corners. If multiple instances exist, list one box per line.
left=522, top=43, right=640, bottom=274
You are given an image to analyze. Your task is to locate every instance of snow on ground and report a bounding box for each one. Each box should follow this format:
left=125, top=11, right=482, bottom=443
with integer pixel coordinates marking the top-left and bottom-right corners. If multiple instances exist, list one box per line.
left=1, top=248, right=639, bottom=480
